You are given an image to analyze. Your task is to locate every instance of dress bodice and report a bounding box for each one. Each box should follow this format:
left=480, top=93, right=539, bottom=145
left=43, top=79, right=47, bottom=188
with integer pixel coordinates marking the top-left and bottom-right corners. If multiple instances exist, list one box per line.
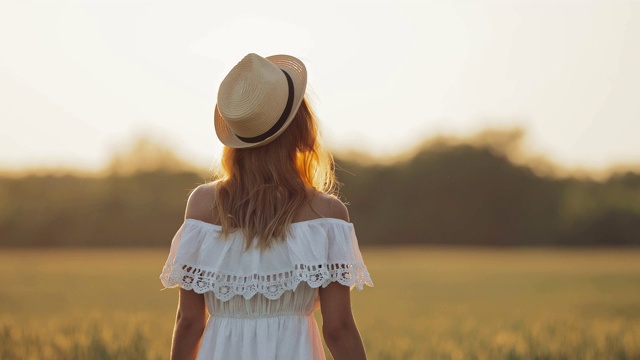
left=206, top=284, right=319, bottom=319
left=160, top=218, right=372, bottom=300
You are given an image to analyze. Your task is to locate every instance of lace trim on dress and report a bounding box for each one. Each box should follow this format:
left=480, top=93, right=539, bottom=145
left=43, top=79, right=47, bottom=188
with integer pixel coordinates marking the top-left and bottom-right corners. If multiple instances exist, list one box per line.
left=160, top=262, right=373, bottom=301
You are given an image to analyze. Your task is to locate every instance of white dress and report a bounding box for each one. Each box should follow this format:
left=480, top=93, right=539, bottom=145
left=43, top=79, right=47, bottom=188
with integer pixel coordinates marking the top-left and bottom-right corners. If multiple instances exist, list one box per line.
left=160, top=218, right=373, bottom=360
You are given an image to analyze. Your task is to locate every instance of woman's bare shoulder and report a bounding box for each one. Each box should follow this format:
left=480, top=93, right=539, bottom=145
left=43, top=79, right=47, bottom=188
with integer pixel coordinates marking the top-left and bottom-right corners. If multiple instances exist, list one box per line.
left=185, top=181, right=219, bottom=223
left=308, top=192, right=350, bottom=223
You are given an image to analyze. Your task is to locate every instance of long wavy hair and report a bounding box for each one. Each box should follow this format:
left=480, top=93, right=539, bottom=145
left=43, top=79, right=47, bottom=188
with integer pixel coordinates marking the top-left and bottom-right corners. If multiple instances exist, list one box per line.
left=213, top=98, right=337, bottom=249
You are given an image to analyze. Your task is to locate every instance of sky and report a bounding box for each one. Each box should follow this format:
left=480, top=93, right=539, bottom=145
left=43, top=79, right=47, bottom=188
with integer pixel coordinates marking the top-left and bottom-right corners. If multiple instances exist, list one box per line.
left=1, top=0, right=639, bottom=171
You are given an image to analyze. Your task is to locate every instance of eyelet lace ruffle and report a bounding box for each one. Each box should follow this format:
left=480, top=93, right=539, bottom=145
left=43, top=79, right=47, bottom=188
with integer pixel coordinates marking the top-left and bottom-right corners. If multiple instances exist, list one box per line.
left=161, top=262, right=372, bottom=301
left=159, top=218, right=373, bottom=301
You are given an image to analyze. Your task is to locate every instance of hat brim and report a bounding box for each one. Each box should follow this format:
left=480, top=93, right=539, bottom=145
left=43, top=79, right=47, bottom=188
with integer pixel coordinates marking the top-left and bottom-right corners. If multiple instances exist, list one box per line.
left=214, top=54, right=308, bottom=149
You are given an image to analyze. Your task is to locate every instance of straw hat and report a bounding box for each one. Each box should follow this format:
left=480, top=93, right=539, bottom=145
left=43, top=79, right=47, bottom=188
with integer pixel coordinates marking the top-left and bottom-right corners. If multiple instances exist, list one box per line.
left=214, top=53, right=307, bottom=148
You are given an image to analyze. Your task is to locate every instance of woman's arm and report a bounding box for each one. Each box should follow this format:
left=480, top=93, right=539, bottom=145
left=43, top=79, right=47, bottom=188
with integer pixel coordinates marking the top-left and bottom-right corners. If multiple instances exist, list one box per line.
left=170, top=184, right=214, bottom=359
left=170, top=288, right=207, bottom=360
left=319, top=282, right=367, bottom=360
left=316, top=196, right=367, bottom=359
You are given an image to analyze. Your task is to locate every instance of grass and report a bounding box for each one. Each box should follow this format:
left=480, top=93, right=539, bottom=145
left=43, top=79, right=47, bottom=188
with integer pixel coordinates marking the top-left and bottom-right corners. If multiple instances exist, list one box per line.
left=1, top=247, right=639, bottom=359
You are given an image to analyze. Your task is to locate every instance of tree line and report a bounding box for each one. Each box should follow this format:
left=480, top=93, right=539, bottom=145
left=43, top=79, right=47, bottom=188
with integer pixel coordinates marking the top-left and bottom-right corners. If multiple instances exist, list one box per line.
left=1, top=132, right=639, bottom=247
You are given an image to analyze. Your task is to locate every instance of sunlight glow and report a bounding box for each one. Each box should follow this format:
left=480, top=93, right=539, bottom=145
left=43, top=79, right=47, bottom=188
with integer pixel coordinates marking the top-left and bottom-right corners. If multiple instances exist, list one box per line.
left=0, top=1, right=638, bottom=171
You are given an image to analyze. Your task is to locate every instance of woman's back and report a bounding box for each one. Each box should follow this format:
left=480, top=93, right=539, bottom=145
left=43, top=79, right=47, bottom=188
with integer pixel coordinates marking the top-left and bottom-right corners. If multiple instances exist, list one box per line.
left=161, top=184, right=372, bottom=359
left=184, top=182, right=351, bottom=225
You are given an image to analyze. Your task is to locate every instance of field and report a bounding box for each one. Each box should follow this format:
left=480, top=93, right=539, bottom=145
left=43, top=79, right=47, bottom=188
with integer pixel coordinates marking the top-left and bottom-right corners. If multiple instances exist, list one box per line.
left=1, top=248, right=639, bottom=360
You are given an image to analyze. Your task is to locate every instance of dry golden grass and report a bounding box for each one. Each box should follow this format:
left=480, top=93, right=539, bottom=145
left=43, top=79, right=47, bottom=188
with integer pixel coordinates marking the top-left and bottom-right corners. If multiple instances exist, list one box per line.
left=1, top=247, right=639, bottom=359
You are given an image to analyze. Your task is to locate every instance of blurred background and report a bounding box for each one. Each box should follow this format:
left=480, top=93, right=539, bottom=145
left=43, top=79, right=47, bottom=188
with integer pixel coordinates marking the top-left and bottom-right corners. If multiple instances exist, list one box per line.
left=1, top=1, right=639, bottom=359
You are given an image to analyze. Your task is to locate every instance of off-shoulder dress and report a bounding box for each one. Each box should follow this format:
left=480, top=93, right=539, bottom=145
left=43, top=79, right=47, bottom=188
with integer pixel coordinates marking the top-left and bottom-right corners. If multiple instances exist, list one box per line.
left=160, top=218, right=373, bottom=360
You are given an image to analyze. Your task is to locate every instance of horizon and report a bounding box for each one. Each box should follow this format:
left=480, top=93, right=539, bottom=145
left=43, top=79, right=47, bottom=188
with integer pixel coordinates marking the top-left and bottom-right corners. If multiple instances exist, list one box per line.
left=2, top=126, right=639, bottom=182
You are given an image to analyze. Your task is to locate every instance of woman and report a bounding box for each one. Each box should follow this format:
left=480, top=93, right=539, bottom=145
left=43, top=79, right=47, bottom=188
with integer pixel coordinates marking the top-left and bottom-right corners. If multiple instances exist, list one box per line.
left=160, top=53, right=373, bottom=360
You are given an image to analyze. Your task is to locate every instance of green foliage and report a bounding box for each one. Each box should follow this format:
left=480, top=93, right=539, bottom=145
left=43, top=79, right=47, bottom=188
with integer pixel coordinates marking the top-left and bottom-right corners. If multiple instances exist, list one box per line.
left=0, top=171, right=204, bottom=247
left=336, top=143, right=640, bottom=246
left=337, top=145, right=564, bottom=246
left=1, top=132, right=639, bottom=247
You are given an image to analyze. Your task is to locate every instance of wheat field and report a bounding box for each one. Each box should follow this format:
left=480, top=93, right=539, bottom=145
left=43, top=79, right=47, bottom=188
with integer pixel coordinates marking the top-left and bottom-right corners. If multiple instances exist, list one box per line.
left=1, top=247, right=639, bottom=360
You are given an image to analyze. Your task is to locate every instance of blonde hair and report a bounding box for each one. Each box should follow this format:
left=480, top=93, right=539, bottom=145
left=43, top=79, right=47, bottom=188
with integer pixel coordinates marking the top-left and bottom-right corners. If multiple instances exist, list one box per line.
left=214, top=98, right=337, bottom=249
